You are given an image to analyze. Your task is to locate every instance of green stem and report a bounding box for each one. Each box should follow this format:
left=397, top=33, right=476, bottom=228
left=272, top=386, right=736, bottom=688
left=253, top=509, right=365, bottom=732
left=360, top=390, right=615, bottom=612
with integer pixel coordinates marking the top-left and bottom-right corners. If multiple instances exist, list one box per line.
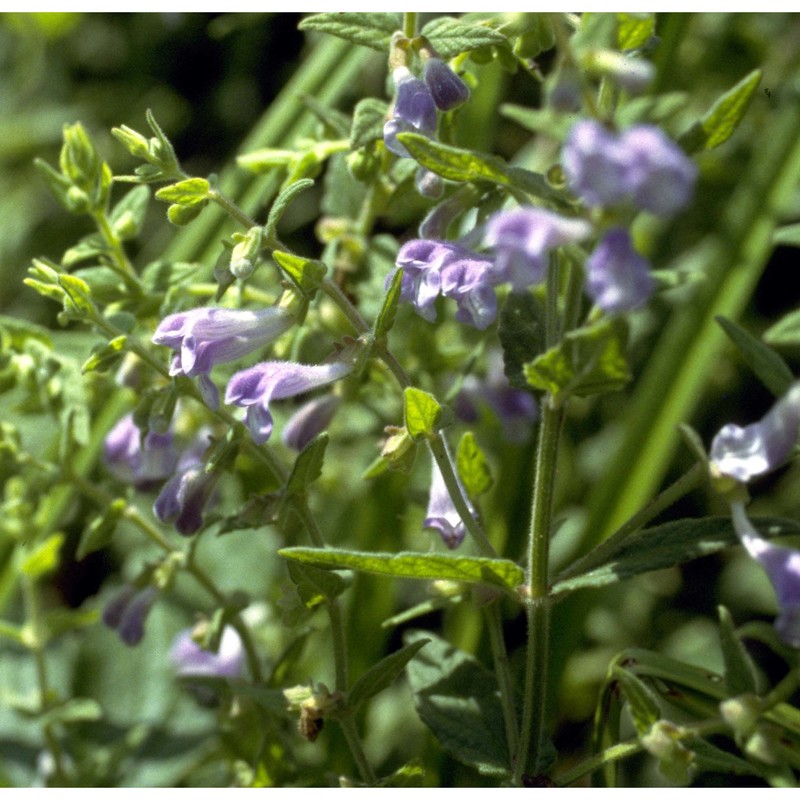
left=209, top=188, right=259, bottom=230
left=484, top=601, right=519, bottom=759
left=760, top=666, right=800, bottom=712
left=555, top=739, right=643, bottom=787
left=403, top=12, right=418, bottom=39
left=340, top=716, right=378, bottom=785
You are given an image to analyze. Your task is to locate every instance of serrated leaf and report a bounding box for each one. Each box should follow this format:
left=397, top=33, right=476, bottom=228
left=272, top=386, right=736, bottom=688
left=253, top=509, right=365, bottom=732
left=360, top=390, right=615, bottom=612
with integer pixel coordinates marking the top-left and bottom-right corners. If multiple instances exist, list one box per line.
left=298, top=12, right=400, bottom=52
left=285, top=433, right=328, bottom=494
left=279, top=547, right=525, bottom=592
left=765, top=308, right=800, bottom=348
left=421, top=16, right=507, bottom=59
left=498, top=291, right=546, bottom=390
left=616, top=12, right=655, bottom=50
left=524, top=317, right=630, bottom=403
left=612, top=665, right=661, bottom=736
left=348, top=639, right=428, bottom=710
left=553, top=516, right=800, bottom=596
left=373, top=268, right=403, bottom=341
left=272, top=250, right=327, bottom=296
left=404, top=630, right=509, bottom=776
left=679, top=69, right=762, bottom=154
left=265, top=178, right=314, bottom=241
left=716, top=315, right=794, bottom=398
left=286, top=560, right=347, bottom=610
left=350, top=98, right=389, bottom=151
left=81, top=335, right=127, bottom=374
left=456, top=432, right=493, bottom=497
left=396, top=133, right=556, bottom=200
left=20, top=533, right=65, bottom=578
left=404, top=387, right=442, bottom=440
left=717, top=605, right=759, bottom=696
left=155, top=177, right=210, bottom=206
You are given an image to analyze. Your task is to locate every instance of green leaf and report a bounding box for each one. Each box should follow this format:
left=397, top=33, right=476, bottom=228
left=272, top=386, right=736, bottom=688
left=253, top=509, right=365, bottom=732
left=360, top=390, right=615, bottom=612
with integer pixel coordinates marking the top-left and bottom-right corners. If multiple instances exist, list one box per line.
left=286, top=560, right=348, bottom=610
left=616, top=12, right=655, bottom=50
left=498, top=291, right=546, bottom=390
left=278, top=547, right=525, bottom=593
left=499, top=104, right=572, bottom=142
left=404, top=630, right=509, bottom=776
left=265, top=178, right=314, bottom=241
left=616, top=92, right=689, bottom=128
left=20, top=533, right=65, bottom=578
left=717, top=606, right=759, bottom=696
left=716, top=315, right=794, bottom=398
left=81, top=335, right=127, bottom=374
left=404, top=387, right=442, bottom=440
left=109, top=184, right=150, bottom=240
left=765, top=308, right=800, bottom=348
left=62, top=233, right=107, bottom=267
left=456, top=432, right=493, bottom=497
left=58, top=273, right=95, bottom=316
left=612, top=665, right=661, bottom=736
left=552, top=516, right=800, bottom=596
left=373, top=268, right=403, bottom=341
left=272, top=250, right=327, bottom=296
left=77, top=499, right=126, bottom=560
left=421, top=16, right=507, bottom=59
left=377, top=759, right=425, bottom=788
left=41, top=697, right=102, bottom=726
left=350, top=98, right=389, bottom=151
left=155, top=177, right=211, bottom=206
left=298, top=12, right=400, bottom=51
left=347, top=639, right=429, bottom=711
left=285, top=433, right=328, bottom=494
left=570, top=12, right=618, bottom=53
left=524, top=317, right=631, bottom=403
left=684, top=738, right=759, bottom=777
left=300, top=94, right=351, bottom=138
left=774, top=223, right=800, bottom=248
left=396, top=133, right=556, bottom=200
left=679, top=69, right=762, bottom=153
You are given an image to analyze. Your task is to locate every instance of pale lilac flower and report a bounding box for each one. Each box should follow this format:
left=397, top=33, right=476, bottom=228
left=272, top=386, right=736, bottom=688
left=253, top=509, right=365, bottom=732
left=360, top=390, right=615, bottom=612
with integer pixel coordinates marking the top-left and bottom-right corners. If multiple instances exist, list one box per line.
left=710, top=383, right=800, bottom=483
left=152, top=306, right=294, bottom=409
left=439, top=256, right=498, bottom=330
left=384, top=67, right=438, bottom=158
left=621, top=126, right=697, bottom=216
left=423, top=58, right=470, bottom=111
left=104, top=413, right=177, bottom=489
left=484, top=207, right=592, bottom=290
left=154, top=464, right=217, bottom=536
left=225, top=358, right=354, bottom=445
left=102, top=585, right=157, bottom=646
left=282, top=395, right=341, bottom=451
left=585, top=228, right=655, bottom=313
left=424, top=445, right=476, bottom=550
left=731, top=501, right=800, bottom=648
left=170, top=626, right=245, bottom=678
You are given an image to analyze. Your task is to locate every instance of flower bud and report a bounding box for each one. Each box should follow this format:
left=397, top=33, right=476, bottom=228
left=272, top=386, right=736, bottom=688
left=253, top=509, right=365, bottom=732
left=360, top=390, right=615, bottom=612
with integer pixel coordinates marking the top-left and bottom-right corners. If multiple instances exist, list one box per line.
left=423, top=58, right=470, bottom=111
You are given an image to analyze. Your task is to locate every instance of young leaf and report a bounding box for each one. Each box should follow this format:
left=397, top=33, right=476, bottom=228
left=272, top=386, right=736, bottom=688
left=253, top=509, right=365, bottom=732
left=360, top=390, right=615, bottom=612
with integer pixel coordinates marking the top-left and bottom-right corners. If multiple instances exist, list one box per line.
left=552, top=516, right=800, bottom=596
left=272, top=250, right=327, bottom=296
left=716, top=315, right=794, bottom=398
left=155, top=177, right=211, bottom=206
left=286, top=560, right=348, bottom=610
left=765, top=308, right=800, bottom=348
left=717, top=606, right=759, bottom=696
left=350, top=98, right=389, bottom=151
left=278, top=547, right=525, bottom=593
left=616, top=12, right=655, bottom=50
left=524, top=317, right=631, bottom=403
left=298, top=12, right=401, bottom=52
left=773, top=223, right=800, bottom=248
left=109, top=184, right=150, bottom=240
left=20, top=533, right=65, bottom=578
left=404, top=387, right=442, bottom=440
left=404, top=630, right=510, bottom=776
left=285, top=433, right=328, bottom=495
left=373, top=268, right=403, bottom=341
left=265, top=178, right=314, bottom=242
left=58, top=273, right=95, bottom=316
left=498, top=291, right=546, bottom=390
left=347, top=639, right=429, bottom=711
left=81, top=335, right=127, bottom=374
left=456, top=432, right=493, bottom=497
left=77, top=500, right=126, bottom=561
left=679, top=69, right=762, bottom=154
left=421, top=16, right=507, bottom=59
left=612, top=665, right=661, bottom=736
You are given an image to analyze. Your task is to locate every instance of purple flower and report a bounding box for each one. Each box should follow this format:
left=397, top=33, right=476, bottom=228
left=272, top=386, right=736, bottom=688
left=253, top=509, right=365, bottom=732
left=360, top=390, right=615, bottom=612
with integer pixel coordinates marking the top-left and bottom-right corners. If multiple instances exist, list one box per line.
left=384, top=67, right=438, bottom=158
left=282, top=395, right=341, bottom=451
left=484, top=207, right=592, bottom=290
left=423, top=57, right=470, bottom=111
left=170, top=626, right=245, bottom=678
left=424, top=446, right=476, bottom=550
left=392, top=239, right=497, bottom=329
left=225, top=357, right=354, bottom=445
left=710, top=384, right=800, bottom=483
left=731, top=501, right=800, bottom=648
left=104, top=413, right=178, bottom=489
left=620, top=126, right=697, bottom=216
left=152, top=306, right=294, bottom=409
left=585, top=228, right=655, bottom=313
left=154, top=463, right=217, bottom=536
left=102, top=585, right=157, bottom=646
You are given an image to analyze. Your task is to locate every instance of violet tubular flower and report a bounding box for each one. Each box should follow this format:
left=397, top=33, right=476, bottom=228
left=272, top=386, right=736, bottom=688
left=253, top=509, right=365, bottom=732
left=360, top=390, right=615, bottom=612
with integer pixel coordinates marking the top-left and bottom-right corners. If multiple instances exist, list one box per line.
left=710, top=383, right=800, bottom=484
left=226, top=357, right=354, bottom=445
left=424, top=447, right=476, bottom=550
left=423, top=57, right=470, bottom=111
left=282, top=395, right=341, bottom=451
left=104, top=413, right=178, bottom=489
left=154, top=462, right=217, bottom=537
left=484, top=207, right=592, bottom=290
left=170, top=626, right=245, bottom=679
left=731, top=501, right=800, bottom=648
left=152, top=306, right=294, bottom=409
left=102, top=585, right=157, bottom=646
left=585, top=228, right=655, bottom=313
left=384, top=66, right=438, bottom=158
